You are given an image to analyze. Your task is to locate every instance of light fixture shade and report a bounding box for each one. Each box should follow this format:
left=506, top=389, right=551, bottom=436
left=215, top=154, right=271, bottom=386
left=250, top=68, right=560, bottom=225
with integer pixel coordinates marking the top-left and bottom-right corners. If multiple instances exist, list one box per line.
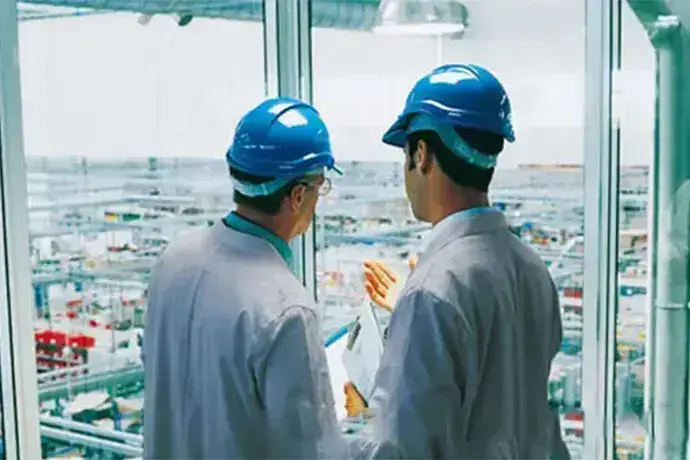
left=177, top=14, right=194, bottom=26
left=372, top=0, right=469, bottom=36
left=137, top=13, right=154, bottom=25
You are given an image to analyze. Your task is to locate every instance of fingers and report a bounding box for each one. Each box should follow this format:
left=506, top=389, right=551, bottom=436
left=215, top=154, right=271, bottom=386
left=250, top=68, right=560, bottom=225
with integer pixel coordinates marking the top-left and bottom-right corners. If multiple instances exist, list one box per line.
left=365, top=271, right=388, bottom=297
left=344, top=381, right=358, bottom=412
left=362, top=260, right=401, bottom=313
left=409, top=257, right=418, bottom=270
left=344, top=381, right=367, bottom=417
left=363, top=262, right=388, bottom=290
left=364, top=267, right=390, bottom=293
left=364, top=269, right=393, bottom=291
left=375, top=261, right=397, bottom=283
left=365, top=281, right=393, bottom=312
left=364, top=260, right=397, bottom=284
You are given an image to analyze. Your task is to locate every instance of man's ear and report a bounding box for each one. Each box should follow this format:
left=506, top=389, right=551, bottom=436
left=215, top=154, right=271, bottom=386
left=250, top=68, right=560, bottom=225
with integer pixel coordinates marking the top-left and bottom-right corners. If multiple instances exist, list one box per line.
left=415, top=139, right=433, bottom=175
left=289, top=184, right=305, bottom=212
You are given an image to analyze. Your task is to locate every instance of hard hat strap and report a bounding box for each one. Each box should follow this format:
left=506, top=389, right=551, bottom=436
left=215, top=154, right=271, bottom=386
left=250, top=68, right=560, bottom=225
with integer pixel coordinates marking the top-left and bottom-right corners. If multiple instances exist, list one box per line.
left=230, top=176, right=293, bottom=197
left=230, top=167, right=326, bottom=197
left=406, top=113, right=498, bottom=170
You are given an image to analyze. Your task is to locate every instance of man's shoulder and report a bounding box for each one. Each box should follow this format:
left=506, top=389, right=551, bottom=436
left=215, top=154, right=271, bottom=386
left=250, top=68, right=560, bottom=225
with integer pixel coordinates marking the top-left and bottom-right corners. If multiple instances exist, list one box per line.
left=159, top=226, right=212, bottom=260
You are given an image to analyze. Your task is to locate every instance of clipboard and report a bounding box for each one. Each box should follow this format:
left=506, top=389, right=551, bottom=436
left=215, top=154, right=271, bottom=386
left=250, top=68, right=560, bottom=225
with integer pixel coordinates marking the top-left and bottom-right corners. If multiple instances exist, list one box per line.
left=341, top=301, right=386, bottom=402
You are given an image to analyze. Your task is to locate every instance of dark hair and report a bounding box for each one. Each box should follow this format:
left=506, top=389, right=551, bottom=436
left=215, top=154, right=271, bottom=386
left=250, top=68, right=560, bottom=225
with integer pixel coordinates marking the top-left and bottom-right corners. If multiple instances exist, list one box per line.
left=229, top=167, right=299, bottom=215
left=406, top=126, right=504, bottom=192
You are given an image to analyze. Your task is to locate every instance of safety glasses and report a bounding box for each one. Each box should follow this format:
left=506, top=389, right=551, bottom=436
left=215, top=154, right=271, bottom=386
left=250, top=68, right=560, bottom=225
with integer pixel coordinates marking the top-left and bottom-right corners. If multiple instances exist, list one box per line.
left=300, top=177, right=331, bottom=197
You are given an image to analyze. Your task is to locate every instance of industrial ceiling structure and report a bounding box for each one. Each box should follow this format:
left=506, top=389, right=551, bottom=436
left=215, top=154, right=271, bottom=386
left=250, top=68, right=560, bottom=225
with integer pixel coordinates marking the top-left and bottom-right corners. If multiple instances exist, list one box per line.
left=17, top=3, right=105, bottom=20
left=17, top=0, right=380, bottom=29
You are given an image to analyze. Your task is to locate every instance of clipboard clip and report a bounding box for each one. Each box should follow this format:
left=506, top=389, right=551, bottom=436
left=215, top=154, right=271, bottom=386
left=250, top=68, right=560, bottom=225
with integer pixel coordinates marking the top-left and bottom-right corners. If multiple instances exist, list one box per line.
left=346, top=316, right=362, bottom=350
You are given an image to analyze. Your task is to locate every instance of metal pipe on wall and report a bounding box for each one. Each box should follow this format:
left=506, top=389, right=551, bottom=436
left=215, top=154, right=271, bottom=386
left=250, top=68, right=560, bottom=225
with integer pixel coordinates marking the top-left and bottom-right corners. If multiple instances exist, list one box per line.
left=622, top=3, right=690, bottom=458
left=620, top=5, right=690, bottom=457
left=651, top=19, right=686, bottom=458
left=640, top=13, right=690, bottom=460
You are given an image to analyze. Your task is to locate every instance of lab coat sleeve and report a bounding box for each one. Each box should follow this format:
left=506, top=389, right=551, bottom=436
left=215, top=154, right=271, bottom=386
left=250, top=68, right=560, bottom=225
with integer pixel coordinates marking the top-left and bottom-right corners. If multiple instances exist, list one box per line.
left=255, top=305, right=347, bottom=459
left=369, top=288, right=476, bottom=458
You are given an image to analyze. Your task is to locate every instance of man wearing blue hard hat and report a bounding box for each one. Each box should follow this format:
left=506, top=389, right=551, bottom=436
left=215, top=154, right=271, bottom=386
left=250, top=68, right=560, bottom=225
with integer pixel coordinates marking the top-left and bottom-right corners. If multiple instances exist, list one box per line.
left=347, top=64, right=570, bottom=459
left=144, top=97, right=348, bottom=458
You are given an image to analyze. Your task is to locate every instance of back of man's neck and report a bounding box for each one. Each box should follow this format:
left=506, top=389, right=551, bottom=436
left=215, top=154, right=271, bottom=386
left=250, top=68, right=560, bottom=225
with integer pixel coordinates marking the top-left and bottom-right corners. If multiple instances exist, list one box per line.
left=430, top=194, right=490, bottom=225
left=234, top=207, right=282, bottom=236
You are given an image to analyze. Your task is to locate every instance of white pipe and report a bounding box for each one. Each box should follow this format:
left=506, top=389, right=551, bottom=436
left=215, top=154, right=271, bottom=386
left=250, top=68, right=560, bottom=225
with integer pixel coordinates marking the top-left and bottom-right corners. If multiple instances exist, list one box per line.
left=41, top=415, right=143, bottom=445
left=40, top=425, right=143, bottom=457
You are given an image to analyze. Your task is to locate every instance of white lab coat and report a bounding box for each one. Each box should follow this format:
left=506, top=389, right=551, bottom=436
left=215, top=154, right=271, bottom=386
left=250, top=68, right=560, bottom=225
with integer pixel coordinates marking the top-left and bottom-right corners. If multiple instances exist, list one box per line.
left=363, top=210, right=570, bottom=459
left=143, top=221, right=347, bottom=459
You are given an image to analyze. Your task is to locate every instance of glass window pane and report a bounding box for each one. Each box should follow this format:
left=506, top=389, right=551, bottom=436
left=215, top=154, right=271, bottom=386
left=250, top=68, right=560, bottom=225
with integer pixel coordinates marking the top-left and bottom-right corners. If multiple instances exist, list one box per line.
left=18, top=6, right=265, bottom=457
left=613, top=4, right=654, bottom=459
left=312, top=1, right=585, bottom=456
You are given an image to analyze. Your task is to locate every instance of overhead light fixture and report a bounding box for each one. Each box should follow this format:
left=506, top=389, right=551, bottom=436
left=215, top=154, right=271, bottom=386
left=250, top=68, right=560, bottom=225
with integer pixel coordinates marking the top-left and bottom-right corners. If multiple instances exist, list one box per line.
left=136, top=12, right=193, bottom=27
left=176, top=13, right=193, bottom=26
left=372, top=0, right=469, bottom=36
left=137, top=13, right=154, bottom=25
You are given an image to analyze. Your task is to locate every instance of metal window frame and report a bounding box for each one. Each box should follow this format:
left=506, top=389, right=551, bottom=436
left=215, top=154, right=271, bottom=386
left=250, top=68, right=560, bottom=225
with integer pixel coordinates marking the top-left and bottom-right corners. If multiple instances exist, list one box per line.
left=264, top=0, right=317, bottom=300
left=0, top=0, right=43, bottom=458
left=582, top=0, right=619, bottom=459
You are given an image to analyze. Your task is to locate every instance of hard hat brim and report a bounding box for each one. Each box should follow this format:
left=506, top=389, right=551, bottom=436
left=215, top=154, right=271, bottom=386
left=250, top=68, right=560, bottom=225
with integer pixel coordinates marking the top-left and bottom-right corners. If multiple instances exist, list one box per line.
left=227, top=147, right=342, bottom=179
left=383, top=109, right=516, bottom=148
left=381, top=115, right=408, bottom=148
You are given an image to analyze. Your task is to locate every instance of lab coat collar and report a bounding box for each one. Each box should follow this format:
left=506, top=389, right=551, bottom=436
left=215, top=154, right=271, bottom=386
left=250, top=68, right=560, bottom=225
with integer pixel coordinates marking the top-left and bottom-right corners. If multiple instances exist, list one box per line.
left=420, top=207, right=507, bottom=262
left=222, top=211, right=293, bottom=267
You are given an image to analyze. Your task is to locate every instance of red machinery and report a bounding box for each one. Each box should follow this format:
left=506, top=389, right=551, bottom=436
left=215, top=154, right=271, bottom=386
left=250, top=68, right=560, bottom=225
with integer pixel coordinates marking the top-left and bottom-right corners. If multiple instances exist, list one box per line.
left=35, top=329, right=96, bottom=374
left=563, top=286, right=583, bottom=299
left=563, top=410, right=584, bottom=438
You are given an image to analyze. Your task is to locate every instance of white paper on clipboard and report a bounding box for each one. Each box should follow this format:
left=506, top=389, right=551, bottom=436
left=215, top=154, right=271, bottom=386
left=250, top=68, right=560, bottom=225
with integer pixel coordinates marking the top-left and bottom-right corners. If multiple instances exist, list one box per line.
left=342, top=301, right=385, bottom=401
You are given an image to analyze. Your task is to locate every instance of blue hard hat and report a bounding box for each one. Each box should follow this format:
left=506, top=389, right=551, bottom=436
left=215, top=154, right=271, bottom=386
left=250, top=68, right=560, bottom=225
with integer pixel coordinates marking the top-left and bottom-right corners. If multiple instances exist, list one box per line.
left=226, top=97, right=342, bottom=196
left=383, top=64, right=515, bottom=169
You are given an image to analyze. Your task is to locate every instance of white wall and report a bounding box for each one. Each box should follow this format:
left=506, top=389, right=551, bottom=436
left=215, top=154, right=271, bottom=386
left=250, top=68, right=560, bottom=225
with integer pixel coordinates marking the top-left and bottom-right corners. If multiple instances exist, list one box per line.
left=17, top=1, right=655, bottom=164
